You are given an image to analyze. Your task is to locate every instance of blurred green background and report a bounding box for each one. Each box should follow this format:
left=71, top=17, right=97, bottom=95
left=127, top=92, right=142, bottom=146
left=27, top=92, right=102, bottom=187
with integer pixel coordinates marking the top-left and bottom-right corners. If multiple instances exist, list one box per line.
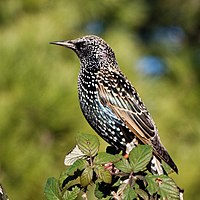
left=0, top=0, right=199, bottom=199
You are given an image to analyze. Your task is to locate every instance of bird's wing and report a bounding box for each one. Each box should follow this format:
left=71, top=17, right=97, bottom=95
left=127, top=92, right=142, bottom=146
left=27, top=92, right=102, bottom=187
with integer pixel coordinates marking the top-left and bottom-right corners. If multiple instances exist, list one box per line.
left=97, top=67, right=178, bottom=173
left=97, top=67, right=156, bottom=145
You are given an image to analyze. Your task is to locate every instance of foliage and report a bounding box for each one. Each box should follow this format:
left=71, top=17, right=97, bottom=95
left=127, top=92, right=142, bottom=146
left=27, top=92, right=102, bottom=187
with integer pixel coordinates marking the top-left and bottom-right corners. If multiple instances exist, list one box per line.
left=44, top=133, right=181, bottom=200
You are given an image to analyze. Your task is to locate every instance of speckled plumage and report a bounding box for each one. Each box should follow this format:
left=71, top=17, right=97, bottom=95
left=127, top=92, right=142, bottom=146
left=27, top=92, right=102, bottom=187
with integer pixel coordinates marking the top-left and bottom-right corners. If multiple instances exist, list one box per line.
left=50, top=35, right=178, bottom=174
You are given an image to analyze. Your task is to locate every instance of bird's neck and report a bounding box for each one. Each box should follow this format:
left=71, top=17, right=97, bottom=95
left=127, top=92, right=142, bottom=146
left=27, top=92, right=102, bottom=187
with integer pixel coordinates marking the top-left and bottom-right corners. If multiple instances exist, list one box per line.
left=78, top=64, right=98, bottom=96
left=79, top=54, right=118, bottom=70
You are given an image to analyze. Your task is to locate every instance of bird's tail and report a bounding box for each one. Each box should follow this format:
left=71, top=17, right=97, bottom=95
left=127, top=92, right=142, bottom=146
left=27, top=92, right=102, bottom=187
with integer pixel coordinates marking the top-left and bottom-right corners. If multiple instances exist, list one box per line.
left=151, top=136, right=178, bottom=174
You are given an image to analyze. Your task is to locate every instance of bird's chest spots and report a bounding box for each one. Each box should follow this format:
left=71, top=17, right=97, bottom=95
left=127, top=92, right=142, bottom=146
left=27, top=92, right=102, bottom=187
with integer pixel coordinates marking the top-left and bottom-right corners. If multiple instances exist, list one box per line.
left=78, top=70, right=98, bottom=112
left=78, top=72, right=108, bottom=125
left=78, top=69, right=97, bottom=92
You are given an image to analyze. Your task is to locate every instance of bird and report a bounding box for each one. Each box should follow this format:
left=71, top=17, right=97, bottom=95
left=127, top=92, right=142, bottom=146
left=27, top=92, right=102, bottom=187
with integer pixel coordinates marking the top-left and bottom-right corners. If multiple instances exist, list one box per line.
left=50, top=35, right=178, bottom=174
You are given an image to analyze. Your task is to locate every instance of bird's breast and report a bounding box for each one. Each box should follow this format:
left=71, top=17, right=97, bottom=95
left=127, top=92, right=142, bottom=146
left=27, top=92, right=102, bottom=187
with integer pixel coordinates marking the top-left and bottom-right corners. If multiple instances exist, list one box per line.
left=77, top=69, right=139, bottom=150
left=78, top=69, right=99, bottom=115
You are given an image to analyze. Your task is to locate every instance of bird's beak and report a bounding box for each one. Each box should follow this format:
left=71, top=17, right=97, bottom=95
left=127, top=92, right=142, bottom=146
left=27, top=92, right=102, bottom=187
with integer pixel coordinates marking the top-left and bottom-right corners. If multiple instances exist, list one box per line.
left=49, top=40, right=76, bottom=50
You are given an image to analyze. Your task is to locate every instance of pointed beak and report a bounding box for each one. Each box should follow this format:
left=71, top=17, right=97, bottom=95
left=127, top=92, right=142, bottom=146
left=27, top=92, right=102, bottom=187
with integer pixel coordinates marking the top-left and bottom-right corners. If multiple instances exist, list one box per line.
left=49, top=40, right=76, bottom=50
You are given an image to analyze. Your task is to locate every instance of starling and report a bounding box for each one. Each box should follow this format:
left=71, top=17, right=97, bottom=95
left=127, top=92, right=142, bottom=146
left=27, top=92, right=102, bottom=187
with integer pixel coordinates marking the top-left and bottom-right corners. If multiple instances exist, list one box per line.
left=50, top=35, right=178, bottom=174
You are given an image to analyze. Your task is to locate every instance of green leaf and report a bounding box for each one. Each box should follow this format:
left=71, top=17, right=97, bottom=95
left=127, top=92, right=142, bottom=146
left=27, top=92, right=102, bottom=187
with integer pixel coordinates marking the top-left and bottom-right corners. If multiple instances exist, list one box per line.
left=94, top=182, right=105, bottom=199
left=94, top=182, right=113, bottom=199
left=65, top=159, right=88, bottom=176
left=146, top=175, right=180, bottom=199
left=146, top=175, right=159, bottom=195
left=122, top=185, right=137, bottom=200
left=80, top=166, right=93, bottom=187
left=112, top=178, right=121, bottom=187
left=59, top=159, right=87, bottom=188
left=94, top=166, right=112, bottom=184
left=44, top=177, right=62, bottom=200
left=94, top=152, right=120, bottom=165
left=64, top=145, right=86, bottom=166
left=135, top=188, right=149, bottom=200
left=129, top=144, right=152, bottom=173
left=114, top=156, right=132, bottom=173
left=162, top=160, right=175, bottom=174
left=76, top=133, right=100, bottom=157
left=59, top=171, right=70, bottom=190
left=62, top=186, right=80, bottom=200
left=116, top=182, right=128, bottom=197
left=157, top=175, right=180, bottom=199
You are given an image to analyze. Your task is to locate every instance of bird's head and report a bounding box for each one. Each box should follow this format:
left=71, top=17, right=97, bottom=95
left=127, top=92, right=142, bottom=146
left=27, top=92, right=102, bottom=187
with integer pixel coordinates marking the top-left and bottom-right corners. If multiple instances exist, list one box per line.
left=50, top=35, right=118, bottom=69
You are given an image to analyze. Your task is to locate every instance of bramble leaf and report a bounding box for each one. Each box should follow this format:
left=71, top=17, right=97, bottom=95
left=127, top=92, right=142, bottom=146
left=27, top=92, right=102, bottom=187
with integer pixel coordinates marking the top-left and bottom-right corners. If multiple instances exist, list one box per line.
left=62, top=186, right=80, bottom=200
left=112, top=178, right=121, bottom=187
left=94, top=182, right=112, bottom=199
left=114, top=156, right=132, bottom=173
left=76, top=133, right=100, bottom=157
left=162, top=160, right=175, bottom=174
left=59, top=159, right=87, bottom=188
left=65, top=159, right=88, bottom=176
left=129, top=144, right=152, bottom=173
left=146, top=175, right=159, bottom=195
left=122, top=185, right=137, bottom=200
left=116, top=182, right=128, bottom=197
left=44, top=177, right=62, bottom=200
left=157, top=175, right=180, bottom=199
left=80, top=166, right=93, bottom=187
left=94, top=152, right=120, bottom=165
left=94, top=182, right=105, bottom=199
left=135, top=188, right=149, bottom=200
left=146, top=174, right=180, bottom=199
left=94, top=166, right=112, bottom=184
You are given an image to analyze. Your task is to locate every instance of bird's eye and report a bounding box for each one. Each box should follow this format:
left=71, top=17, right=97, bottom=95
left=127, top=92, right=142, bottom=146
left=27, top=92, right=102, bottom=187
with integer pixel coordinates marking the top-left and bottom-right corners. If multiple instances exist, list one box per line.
left=76, top=41, right=86, bottom=50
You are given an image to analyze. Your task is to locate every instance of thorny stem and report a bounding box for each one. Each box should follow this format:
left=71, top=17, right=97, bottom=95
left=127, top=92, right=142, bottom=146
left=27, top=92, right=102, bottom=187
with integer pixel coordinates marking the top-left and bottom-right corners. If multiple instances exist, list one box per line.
left=86, top=153, right=93, bottom=167
left=89, top=156, right=93, bottom=167
left=128, top=172, right=134, bottom=186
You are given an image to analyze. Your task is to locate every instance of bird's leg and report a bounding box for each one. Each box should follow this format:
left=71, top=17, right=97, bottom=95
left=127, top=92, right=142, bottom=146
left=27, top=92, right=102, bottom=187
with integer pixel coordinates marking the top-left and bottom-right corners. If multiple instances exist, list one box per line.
left=124, top=138, right=138, bottom=158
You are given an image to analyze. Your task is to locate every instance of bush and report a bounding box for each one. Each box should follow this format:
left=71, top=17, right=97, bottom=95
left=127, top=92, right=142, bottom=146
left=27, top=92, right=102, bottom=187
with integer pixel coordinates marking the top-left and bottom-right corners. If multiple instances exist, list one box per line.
left=44, top=133, right=182, bottom=200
